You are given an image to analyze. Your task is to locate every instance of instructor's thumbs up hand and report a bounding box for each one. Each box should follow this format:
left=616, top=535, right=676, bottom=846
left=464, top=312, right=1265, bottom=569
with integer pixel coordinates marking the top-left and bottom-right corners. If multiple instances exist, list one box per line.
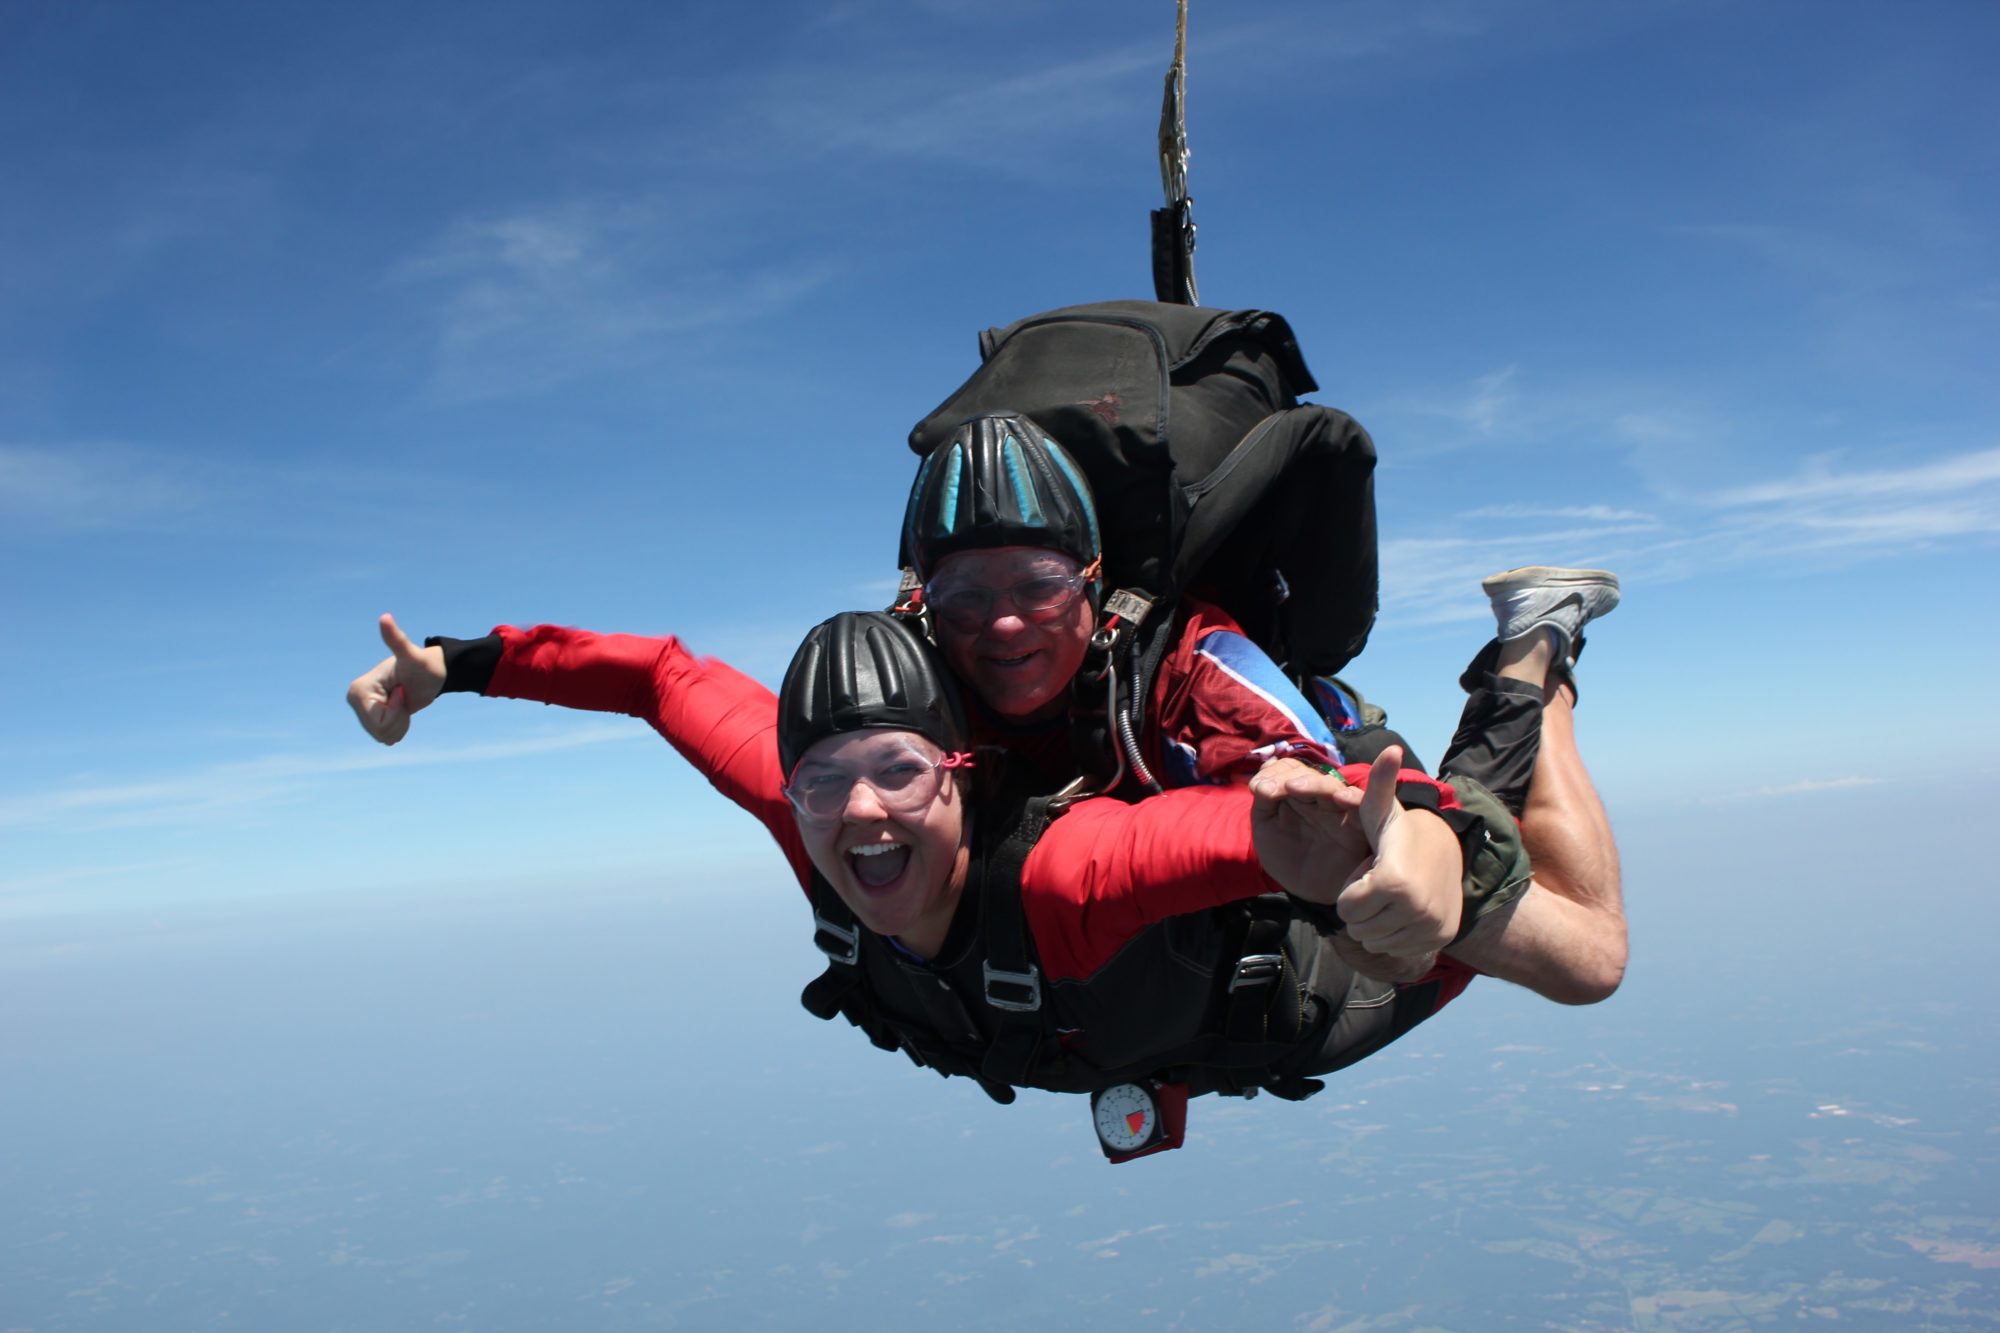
left=346, top=613, right=446, bottom=745
left=1334, top=746, right=1463, bottom=957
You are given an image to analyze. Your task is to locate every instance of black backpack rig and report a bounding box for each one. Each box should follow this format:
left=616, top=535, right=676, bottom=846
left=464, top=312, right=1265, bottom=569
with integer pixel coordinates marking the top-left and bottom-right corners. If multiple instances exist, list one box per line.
left=900, top=298, right=1383, bottom=798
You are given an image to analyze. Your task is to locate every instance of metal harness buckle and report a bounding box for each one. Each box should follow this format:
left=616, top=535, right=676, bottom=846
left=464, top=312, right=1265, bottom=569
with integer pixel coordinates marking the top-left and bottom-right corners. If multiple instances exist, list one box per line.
left=982, top=960, right=1043, bottom=1012
left=812, top=911, right=860, bottom=967
left=1228, top=953, right=1284, bottom=992
left=1103, top=588, right=1155, bottom=626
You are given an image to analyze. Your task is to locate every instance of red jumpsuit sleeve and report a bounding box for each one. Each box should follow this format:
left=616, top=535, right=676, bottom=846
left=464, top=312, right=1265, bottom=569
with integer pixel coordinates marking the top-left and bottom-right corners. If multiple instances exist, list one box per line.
left=1019, top=784, right=1270, bottom=981
left=1019, top=764, right=1460, bottom=982
left=485, top=625, right=813, bottom=891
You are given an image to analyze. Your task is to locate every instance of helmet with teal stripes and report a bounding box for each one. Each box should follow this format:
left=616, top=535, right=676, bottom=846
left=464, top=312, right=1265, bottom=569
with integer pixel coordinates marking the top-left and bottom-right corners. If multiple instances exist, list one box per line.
left=900, top=413, right=1101, bottom=584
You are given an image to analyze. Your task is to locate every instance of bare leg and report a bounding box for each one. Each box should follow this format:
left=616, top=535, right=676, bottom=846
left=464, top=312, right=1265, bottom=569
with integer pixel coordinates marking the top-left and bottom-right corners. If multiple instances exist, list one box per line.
left=1478, top=624, right=1624, bottom=930
left=1518, top=668, right=1622, bottom=929
left=1492, top=624, right=1554, bottom=687
left=1435, top=564, right=1629, bottom=1002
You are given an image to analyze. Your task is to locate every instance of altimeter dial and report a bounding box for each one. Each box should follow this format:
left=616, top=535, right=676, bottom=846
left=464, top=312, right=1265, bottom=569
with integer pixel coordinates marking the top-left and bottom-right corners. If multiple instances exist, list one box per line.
left=1091, top=1082, right=1161, bottom=1154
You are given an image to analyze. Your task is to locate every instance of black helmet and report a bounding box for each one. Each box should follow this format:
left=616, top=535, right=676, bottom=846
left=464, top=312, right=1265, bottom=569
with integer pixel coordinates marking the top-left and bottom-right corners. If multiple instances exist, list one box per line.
left=778, top=611, right=968, bottom=777
left=900, top=413, right=1101, bottom=584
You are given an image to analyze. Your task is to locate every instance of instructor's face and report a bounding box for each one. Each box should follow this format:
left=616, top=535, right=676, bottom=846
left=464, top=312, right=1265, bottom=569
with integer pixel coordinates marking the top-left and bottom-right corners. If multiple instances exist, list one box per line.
left=789, top=729, right=970, bottom=959
left=928, top=547, right=1094, bottom=723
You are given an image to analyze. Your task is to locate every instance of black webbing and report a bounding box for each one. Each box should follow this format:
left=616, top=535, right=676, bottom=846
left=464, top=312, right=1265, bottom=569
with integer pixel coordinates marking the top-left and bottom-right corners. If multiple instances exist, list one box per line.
left=978, top=798, right=1056, bottom=1086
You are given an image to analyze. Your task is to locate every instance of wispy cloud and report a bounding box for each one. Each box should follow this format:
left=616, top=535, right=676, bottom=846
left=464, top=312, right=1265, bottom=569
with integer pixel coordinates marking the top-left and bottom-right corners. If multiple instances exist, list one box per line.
left=1462, top=503, right=1660, bottom=524
left=1375, top=403, right=2000, bottom=630
left=0, top=438, right=514, bottom=548
left=754, top=0, right=1531, bottom=179
left=1373, top=367, right=1532, bottom=454
left=397, top=196, right=836, bottom=402
left=1692, top=447, right=2000, bottom=559
left=0, top=144, right=282, bottom=331
left=1699, top=776, right=1887, bottom=805
left=0, top=443, right=205, bottom=533
left=384, top=1, right=1565, bottom=404
left=1712, top=448, right=2000, bottom=507
left=1415, top=366, right=1519, bottom=435
left=793, top=39, right=1165, bottom=170
left=4, top=724, right=642, bottom=833
left=1379, top=517, right=1661, bottom=629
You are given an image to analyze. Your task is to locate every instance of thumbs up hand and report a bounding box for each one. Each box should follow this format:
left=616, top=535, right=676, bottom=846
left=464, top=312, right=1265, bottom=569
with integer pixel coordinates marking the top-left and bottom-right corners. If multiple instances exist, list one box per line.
left=1251, top=746, right=1465, bottom=960
left=346, top=613, right=446, bottom=745
left=1334, top=746, right=1464, bottom=957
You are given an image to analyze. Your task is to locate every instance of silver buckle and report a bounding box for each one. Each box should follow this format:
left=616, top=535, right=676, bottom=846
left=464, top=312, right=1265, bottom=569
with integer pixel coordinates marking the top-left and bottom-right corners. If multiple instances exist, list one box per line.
left=982, top=960, right=1043, bottom=1012
left=1103, top=588, right=1155, bottom=626
left=812, top=911, right=860, bottom=966
left=1228, top=953, right=1283, bottom=992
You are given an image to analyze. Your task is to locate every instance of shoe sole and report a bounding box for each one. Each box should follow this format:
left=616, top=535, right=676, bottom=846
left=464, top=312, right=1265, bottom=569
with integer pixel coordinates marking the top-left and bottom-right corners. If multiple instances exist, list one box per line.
left=1481, top=566, right=1620, bottom=596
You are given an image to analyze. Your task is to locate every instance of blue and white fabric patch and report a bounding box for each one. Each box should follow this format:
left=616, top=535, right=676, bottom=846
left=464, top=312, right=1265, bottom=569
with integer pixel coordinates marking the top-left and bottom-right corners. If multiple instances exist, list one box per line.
left=1194, top=630, right=1344, bottom=762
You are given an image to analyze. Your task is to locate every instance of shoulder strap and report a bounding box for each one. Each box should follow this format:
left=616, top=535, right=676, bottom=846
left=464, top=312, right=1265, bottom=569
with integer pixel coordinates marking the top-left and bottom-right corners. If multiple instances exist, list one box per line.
left=798, top=875, right=1020, bottom=1103
left=799, top=793, right=1075, bottom=1104
left=977, top=796, right=1059, bottom=1087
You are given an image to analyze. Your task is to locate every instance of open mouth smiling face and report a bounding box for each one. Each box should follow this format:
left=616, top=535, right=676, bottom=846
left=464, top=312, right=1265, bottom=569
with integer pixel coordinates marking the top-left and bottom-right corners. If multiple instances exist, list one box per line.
left=787, top=728, right=971, bottom=958
left=845, top=839, right=914, bottom=893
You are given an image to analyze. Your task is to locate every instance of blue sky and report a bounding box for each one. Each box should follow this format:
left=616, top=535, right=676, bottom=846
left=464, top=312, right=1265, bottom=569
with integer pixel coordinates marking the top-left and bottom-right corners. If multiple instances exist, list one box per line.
left=5, top=0, right=1997, bottom=917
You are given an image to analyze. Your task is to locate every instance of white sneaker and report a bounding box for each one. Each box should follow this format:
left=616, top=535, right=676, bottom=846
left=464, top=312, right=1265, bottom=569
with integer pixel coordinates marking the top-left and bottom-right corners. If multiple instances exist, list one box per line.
left=1481, top=566, right=1620, bottom=665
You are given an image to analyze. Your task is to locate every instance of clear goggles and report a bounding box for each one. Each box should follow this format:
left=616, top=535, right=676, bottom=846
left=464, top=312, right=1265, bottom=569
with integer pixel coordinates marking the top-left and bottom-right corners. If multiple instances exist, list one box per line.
left=924, top=559, right=1098, bottom=632
left=782, top=743, right=975, bottom=823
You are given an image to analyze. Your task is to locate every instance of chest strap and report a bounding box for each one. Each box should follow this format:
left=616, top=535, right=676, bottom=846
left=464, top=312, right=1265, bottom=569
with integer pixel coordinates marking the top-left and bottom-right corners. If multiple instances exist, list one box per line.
left=976, top=797, right=1057, bottom=1088
left=798, top=805, right=1327, bottom=1105
left=797, top=793, right=1068, bottom=1106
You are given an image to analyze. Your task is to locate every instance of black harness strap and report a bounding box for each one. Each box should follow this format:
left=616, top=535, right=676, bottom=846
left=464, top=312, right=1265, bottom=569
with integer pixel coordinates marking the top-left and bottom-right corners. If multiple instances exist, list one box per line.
left=1220, top=909, right=1290, bottom=1045
left=798, top=811, right=1339, bottom=1108
left=977, top=797, right=1057, bottom=1087
left=895, top=955, right=984, bottom=1048
left=1201, top=897, right=1327, bottom=1102
left=799, top=877, right=1018, bottom=1101
left=801, top=885, right=900, bottom=1054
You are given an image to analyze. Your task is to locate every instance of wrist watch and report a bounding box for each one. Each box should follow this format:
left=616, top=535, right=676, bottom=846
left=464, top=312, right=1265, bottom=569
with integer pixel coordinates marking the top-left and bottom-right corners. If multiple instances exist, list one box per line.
left=1089, top=1079, right=1189, bottom=1163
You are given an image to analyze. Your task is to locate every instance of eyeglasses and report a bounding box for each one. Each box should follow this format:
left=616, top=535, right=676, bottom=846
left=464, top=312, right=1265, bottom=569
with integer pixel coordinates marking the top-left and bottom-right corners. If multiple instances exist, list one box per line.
left=783, top=748, right=970, bottom=823
left=924, top=572, right=1090, bottom=632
